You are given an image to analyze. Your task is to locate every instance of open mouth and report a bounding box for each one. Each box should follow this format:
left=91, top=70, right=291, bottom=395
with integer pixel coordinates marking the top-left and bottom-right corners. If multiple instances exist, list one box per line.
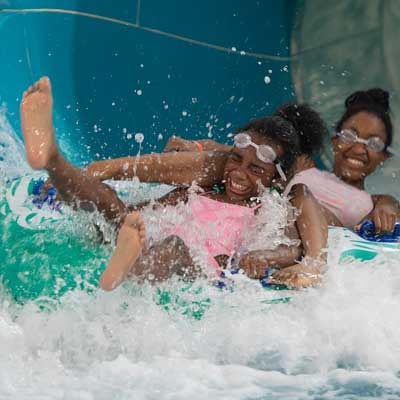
left=344, top=157, right=366, bottom=169
left=227, top=177, right=251, bottom=196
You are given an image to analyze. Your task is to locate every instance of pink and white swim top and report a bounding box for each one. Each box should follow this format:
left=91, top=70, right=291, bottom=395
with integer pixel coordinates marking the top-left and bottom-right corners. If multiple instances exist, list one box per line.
left=283, top=168, right=373, bottom=228
left=171, top=195, right=259, bottom=268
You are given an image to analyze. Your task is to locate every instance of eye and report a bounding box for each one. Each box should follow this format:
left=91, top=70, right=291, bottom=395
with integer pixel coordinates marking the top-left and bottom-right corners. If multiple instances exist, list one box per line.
left=367, top=136, right=385, bottom=152
left=229, top=152, right=241, bottom=162
left=249, top=164, right=265, bottom=175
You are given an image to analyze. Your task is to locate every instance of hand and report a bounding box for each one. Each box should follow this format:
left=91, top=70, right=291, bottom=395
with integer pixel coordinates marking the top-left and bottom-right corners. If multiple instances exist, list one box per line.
left=268, top=258, right=324, bottom=289
left=163, top=136, right=200, bottom=153
left=238, top=251, right=269, bottom=279
left=42, top=178, right=54, bottom=193
left=357, top=199, right=399, bottom=234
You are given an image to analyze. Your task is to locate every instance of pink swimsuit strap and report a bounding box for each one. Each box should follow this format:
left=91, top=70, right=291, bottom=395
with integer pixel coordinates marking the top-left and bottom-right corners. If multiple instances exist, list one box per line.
left=283, top=168, right=373, bottom=228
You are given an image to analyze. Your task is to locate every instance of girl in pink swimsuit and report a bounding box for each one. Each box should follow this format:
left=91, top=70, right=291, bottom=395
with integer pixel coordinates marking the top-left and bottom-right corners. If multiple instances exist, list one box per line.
left=18, top=77, right=329, bottom=291
left=99, top=107, right=328, bottom=289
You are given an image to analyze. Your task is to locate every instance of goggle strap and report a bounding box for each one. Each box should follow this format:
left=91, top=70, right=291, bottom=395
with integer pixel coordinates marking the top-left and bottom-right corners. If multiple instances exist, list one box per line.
left=276, top=163, right=287, bottom=182
left=387, top=146, right=400, bottom=158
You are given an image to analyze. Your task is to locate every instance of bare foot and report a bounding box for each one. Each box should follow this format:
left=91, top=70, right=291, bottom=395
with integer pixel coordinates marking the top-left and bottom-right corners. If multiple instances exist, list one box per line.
left=100, top=212, right=146, bottom=291
left=20, top=77, right=58, bottom=170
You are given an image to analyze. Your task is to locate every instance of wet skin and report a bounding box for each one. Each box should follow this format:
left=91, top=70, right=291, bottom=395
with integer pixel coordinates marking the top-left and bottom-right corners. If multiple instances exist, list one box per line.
left=222, top=131, right=284, bottom=204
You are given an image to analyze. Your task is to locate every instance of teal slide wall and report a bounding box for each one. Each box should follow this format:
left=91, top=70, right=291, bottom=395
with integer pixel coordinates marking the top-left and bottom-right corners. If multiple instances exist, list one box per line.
left=0, top=1, right=295, bottom=164
left=292, top=0, right=400, bottom=196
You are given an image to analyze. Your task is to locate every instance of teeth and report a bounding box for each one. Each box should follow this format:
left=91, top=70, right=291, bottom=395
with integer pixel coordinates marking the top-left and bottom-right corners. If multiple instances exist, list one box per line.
left=347, top=158, right=365, bottom=167
left=230, top=180, right=248, bottom=192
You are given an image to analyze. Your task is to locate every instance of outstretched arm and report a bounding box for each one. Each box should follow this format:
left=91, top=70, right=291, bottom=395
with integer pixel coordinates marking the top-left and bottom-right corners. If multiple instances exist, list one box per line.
left=163, top=136, right=232, bottom=153
left=84, top=151, right=228, bottom=187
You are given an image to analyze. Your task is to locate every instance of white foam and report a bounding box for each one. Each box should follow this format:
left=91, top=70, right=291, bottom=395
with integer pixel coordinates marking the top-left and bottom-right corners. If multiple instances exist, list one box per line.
left=1, top=116, right=400, bottom=399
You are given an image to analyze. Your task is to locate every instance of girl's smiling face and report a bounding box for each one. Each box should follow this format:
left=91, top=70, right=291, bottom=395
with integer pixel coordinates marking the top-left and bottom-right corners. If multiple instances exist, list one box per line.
left=223, top=131, right=284, bottom=203
left=333, top=111, right=389, bottom=187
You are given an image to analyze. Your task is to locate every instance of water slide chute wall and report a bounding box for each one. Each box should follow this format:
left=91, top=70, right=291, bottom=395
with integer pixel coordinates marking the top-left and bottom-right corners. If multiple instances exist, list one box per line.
left=0, top=0, right=294, bottom=165
left=292, top=0, right=400, bottom=197
left=2, top=0, right=399, bottom=198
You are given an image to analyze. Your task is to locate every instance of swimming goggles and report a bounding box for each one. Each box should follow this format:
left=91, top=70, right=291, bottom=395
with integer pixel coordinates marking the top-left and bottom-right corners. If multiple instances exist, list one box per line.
left=233, top=132, right=287, bottom=181
left=336, top=129, right=386, bottom=152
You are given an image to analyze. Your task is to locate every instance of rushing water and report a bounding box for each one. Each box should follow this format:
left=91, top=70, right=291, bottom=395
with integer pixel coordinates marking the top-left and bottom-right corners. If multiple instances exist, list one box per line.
left=1, top=122, right=400, bottom=400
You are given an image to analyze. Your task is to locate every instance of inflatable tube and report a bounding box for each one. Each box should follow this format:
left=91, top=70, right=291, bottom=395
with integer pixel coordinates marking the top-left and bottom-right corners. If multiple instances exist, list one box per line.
left=1, top=174, right=399, bottom=310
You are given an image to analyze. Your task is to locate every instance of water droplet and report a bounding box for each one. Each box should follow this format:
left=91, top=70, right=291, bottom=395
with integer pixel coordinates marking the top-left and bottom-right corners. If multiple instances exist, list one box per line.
left=135, top=133, right=144, bottom=143
left=264, top=76, right=271, bottom=84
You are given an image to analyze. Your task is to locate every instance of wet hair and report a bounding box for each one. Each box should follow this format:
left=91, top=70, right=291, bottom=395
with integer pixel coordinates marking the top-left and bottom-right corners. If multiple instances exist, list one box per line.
left=335, top=88, right=393, bottom=148
left=274, top=103, right=329, bottom=157
left=236, top=115, right=301, bottom=171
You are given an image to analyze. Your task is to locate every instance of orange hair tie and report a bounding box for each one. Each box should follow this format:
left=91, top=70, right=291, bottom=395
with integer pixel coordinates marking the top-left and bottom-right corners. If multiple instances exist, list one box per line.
left=194, top=141, right=203, bottom=151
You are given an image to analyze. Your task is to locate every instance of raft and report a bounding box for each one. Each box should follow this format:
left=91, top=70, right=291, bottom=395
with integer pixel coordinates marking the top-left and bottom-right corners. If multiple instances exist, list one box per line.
left=1, top=174, right=399, bottom=311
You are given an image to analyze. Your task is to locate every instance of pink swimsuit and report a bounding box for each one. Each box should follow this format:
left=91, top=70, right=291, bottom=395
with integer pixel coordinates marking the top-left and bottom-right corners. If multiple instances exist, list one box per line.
left=171, top=195, right=258, bottom=268
left=283, top=168, right=373, bottom=228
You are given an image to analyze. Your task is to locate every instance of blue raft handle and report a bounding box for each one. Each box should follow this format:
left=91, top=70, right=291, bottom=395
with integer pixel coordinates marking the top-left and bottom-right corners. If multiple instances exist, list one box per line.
left=357, top=220, right=400, bottom=242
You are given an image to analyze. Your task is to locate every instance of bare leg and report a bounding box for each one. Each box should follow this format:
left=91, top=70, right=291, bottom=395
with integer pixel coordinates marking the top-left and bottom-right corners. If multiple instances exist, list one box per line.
left=100, top=212, right=146, bottom=291
left=20, top=77, right=127, bottom=224
left=132, top=235, right=203, bottom=283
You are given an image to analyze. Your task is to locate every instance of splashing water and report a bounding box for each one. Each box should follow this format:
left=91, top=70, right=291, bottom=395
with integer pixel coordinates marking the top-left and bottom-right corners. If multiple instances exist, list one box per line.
left=1, top=119, right=400, bottom=399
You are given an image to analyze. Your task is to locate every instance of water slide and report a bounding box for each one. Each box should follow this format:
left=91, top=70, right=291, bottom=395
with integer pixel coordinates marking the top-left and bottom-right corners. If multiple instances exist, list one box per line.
left=2, top=4, right=400, bottom=396
left=3, top=0, right=399, bottom=196
left=0, top=0, right=295, bottom=165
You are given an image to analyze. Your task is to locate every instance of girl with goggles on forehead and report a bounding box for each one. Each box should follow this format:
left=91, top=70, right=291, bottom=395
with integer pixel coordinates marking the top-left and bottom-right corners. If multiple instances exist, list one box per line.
left=20, top=77, right=329, bottom=291
left=87, top=104, right=330, bottom=289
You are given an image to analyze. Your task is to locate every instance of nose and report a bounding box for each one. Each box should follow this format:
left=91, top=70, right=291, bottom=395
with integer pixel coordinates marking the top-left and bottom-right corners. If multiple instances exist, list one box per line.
left=350, top=141, right=368, bottom=155
left=230, top=163, right=249, bottom=180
